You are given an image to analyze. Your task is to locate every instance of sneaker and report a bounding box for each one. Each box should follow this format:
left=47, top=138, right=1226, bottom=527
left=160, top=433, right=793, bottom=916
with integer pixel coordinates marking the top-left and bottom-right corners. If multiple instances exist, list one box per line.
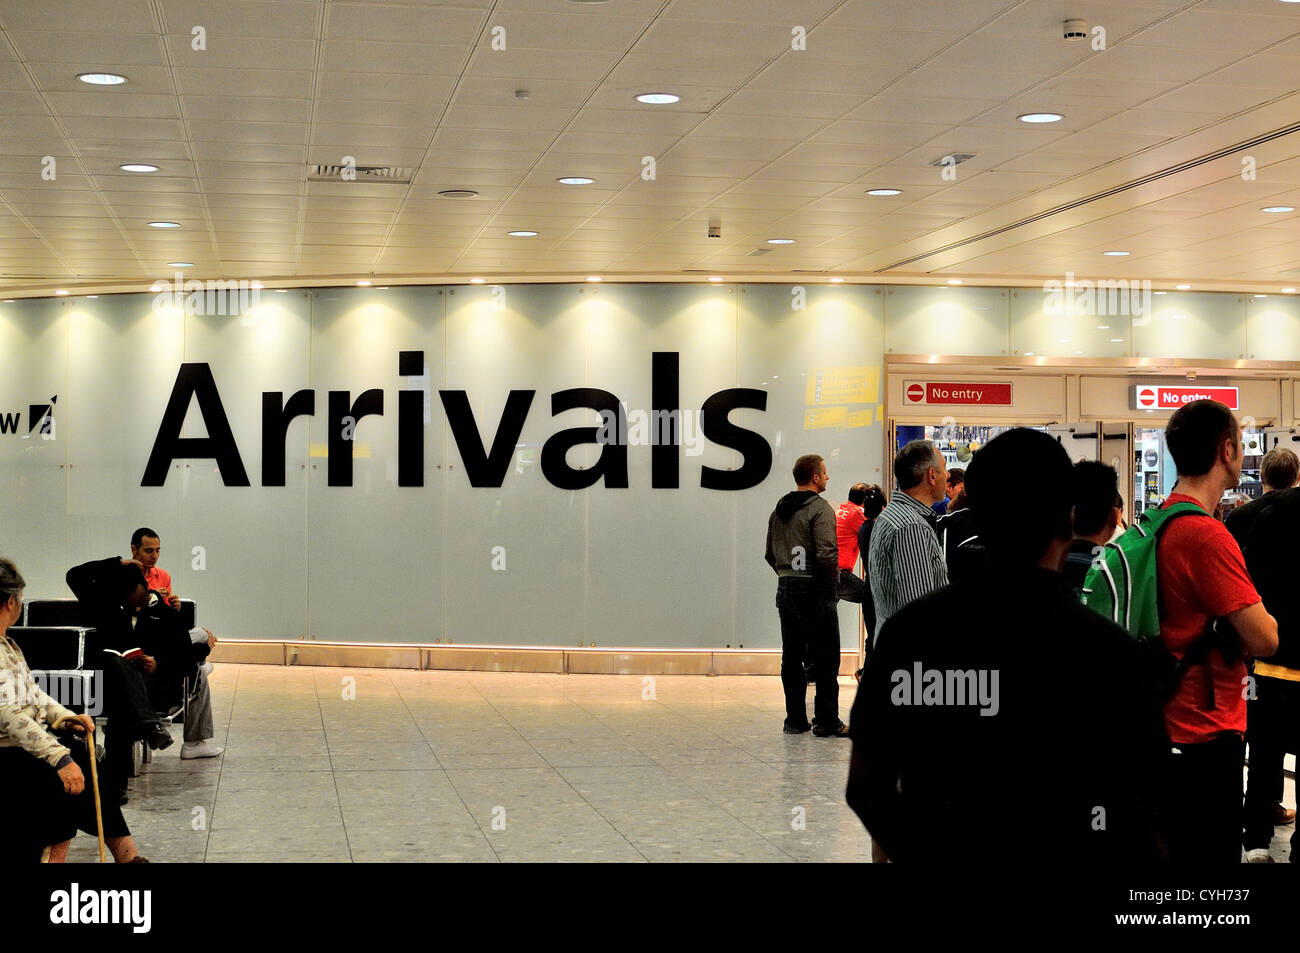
left=812, top=721, right=850, bottom=738
left=1245, top=848, right=1274, bottom=863
left=783, top=721, right=812, bottom=735
left=180, top=740, right=224, bottom=760
left=1275, top=804, right=1296, bottom=825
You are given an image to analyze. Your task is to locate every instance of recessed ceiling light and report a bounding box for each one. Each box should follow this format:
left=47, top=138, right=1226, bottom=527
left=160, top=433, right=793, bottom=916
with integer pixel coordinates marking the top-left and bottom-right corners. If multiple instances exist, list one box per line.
left=586, top=276, right=602, bottom=282
left=1262, top=206, right=1295, bottom=213
left=437, top=189, right=478, bottom=199
left=149, top=284, right=163, bottom=292
left=1254, top=294, right=1267, bottom=298
left=250, top=282, right=263, bottom=290
left=1103, top=250, right=1130, bottom=256
left=78, top=72, right=126, bottom=85
left=2, top=299, right=13, bottom=303
left=507, top=230, right=538, bottom=237
left=1284, top=288, right=1297, bottom=293
left=1110, top=338, right=1123, bottom=343
left=1154, top=291, right=1167, bottom=295
left=636, top=93, right=679, bottom=105
left=275, top=289, right=288, bottom=293
left=1025, top=351, right=1035, bottom=356
left=829, top=278, right=845, bottom=283
left=947, top=279, right=962, bottom=285
left=1176, top=284, right=1191, bottom=290
left=1018, top=112, right=1064, bottom=123
left=356, top=280, right=371, bottom=287
left=767, top=238, right=795, bottom=245
left=866, top=188, right=902, bottom=196
left=470, top=278, right=485, bottom=284
left=86, top=295, right=97, bottom=299
left=54, top=290, right=69, bottom=296
left=119, top=163, right=158, bottom=173
left=167, top=262, right=194, bottom=268
left=708, top=276, right=723, bottom=282
left=1097, top=325, right=1110, bottom=330
left=557, top=177, right=594, bottom=185
left=148, top=221, right=180, bottom=228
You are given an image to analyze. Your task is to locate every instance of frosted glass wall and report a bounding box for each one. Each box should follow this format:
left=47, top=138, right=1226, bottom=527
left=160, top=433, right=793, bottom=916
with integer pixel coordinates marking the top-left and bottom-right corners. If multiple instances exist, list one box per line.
left=0, top=280, right=1270, bottom=647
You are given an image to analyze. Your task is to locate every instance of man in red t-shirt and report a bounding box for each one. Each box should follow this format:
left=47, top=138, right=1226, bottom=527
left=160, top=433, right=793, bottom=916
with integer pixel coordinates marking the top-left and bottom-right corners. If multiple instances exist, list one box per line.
left=129, top=527, right=223, bottom=761
left=1158, top=400, right=1278, bottom=863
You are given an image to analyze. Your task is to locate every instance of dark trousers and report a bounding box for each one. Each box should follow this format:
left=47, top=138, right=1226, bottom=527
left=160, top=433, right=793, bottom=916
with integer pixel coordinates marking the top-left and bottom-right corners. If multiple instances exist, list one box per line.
left=1244, top=675, right=1298, bottom=855
left=0, top=741, right=131, bottom=864
left=776, top=578, right=841, bottom=728
left=1162, top=732, right=1246, bottom=864
left=95, top=651, right=155, bottom=792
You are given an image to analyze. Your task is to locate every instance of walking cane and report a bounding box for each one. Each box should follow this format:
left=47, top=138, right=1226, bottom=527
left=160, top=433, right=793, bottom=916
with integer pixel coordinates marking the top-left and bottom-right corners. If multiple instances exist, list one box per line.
left=84, top=724, right=107, bottom=864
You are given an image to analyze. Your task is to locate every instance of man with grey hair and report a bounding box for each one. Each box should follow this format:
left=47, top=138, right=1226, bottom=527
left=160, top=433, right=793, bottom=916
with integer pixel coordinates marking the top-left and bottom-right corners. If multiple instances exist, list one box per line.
left=867, top=440, right=950, bottom=635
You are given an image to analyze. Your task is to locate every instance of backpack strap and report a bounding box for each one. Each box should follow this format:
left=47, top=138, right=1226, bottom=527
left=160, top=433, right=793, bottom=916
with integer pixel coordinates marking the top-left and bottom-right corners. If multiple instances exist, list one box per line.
left=1152, top=502, right=1230, bottom=710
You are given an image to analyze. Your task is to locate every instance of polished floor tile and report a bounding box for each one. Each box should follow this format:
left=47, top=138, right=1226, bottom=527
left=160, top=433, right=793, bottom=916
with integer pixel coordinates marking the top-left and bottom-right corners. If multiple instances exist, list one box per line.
left=56, top=663, right=1295, bottom=864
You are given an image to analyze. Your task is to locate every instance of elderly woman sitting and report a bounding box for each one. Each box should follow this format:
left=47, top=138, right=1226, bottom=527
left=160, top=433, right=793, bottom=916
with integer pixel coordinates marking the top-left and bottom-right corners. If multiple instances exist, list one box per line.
left=0, top=557, right=148, bottom=863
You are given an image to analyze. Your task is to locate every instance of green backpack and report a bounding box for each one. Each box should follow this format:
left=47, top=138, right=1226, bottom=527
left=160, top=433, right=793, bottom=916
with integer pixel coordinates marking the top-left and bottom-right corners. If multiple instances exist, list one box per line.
left=1081, top=501, right=1230, bottom=706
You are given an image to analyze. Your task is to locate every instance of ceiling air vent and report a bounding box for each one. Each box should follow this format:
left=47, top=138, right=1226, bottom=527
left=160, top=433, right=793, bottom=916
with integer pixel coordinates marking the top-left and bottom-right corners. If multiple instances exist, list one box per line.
left=309, top=164, right=413, bottom=184
left=746, top=248, right=771, bottom=257
left=930, top=153, right=976, bottom=166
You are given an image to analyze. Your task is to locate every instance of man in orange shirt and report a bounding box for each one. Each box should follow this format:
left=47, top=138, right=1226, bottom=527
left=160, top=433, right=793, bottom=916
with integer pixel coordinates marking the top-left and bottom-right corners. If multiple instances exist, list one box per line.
left=129, top=528, right=222, bottom=761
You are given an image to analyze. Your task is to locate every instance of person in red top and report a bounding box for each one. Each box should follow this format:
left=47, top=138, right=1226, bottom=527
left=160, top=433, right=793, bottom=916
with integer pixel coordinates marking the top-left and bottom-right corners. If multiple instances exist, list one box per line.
left=835, top=484, right=869, bottom=571
left=129, top=528, right=223, bottom=761
left=1157, top=400, right=1278, bottom=863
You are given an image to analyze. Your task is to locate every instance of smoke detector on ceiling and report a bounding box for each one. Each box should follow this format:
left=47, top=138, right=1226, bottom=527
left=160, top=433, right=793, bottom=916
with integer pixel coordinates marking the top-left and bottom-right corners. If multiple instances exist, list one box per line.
left=1063, top=18, right=1087, bottom=40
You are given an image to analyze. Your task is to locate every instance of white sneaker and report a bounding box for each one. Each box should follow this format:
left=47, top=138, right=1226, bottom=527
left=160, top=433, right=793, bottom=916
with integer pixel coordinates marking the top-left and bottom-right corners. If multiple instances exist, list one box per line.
left=180, top=741, right=224, bottom=760
left=1245, top=848, right=1273, bottom=863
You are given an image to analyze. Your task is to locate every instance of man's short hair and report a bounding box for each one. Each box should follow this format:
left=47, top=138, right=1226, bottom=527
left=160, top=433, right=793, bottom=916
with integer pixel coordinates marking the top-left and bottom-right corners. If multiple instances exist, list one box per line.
left=792, top=454, right=824, bottom=486
left=1165, top=400, right=1238, bottom=478
left=965, top=429, right=1073, bottom=564
left=131, top=527, right=159, bottom=549
left=847, top=482, right=869, bottom=505
left=894, top=440, right=939, bottom=492
left=947, top=467, right=965, bottom=486
left=1261, top=448, right=1300, bottom=491
left=1072, top=461, right=1120, bottom=538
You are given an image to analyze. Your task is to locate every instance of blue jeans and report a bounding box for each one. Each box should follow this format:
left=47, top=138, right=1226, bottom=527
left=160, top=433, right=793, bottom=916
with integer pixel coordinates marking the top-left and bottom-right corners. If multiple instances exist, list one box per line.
left=775, top=578, right=841, bottom=728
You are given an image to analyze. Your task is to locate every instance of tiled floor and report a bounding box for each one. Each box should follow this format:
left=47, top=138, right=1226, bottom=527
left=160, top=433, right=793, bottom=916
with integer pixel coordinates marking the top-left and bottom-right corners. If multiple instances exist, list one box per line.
left=64, top=664, right=1296, bottom=863
left=66, top=664, right=871, bottom=863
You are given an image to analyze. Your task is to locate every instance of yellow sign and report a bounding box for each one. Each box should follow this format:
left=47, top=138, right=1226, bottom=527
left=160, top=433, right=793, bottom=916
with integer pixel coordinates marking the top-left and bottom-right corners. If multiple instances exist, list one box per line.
left=806, top=366, right=878, bottom=405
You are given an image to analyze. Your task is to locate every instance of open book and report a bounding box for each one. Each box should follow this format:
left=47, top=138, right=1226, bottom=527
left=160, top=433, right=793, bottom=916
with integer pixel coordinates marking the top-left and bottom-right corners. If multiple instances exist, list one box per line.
left=102, top=647, right=144, bottom=660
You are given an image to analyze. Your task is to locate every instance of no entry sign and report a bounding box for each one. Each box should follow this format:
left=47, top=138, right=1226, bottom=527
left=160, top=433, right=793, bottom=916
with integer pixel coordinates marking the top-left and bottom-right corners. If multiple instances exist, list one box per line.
left=903, top=381, right=1013, bottom=405
left=1132, top=385, right=1239, bottom=411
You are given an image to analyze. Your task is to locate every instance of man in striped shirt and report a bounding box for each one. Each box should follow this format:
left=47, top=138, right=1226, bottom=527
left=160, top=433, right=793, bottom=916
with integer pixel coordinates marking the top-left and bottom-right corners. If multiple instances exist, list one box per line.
left=868, top=440, right=950, bottom=634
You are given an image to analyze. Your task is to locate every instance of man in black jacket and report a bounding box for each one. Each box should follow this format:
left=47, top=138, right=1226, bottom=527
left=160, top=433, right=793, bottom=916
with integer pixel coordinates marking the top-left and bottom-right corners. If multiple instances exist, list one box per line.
left=1225, top=480, right=1300, bottom=862
left=67, top=558, right=197, bottom=798
left=846, top=429, right=1167, bottom=864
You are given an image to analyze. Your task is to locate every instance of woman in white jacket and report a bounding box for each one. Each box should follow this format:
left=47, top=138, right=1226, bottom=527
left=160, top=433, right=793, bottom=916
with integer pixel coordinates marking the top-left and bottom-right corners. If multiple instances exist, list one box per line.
left=0, top=557, right=148, bottom=863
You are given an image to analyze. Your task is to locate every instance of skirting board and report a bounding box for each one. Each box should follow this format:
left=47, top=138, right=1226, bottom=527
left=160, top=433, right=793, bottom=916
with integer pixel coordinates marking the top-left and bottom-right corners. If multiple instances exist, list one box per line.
left=209, top=641, right=861, bottom=677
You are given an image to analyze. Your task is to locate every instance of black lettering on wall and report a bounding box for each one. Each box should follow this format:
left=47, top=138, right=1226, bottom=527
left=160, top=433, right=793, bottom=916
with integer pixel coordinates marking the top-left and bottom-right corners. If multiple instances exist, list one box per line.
left=327, top=389, right=384, bottom=486
left=398, top=351, right=425, bottom=487
left=439, top=390, right=534, bottom=487
left=699, top=388, right=771, bottom=491
left=651, top=351, right=679, bottom=488
left=142, top=363, right=250, bottom=487
left=261, top=390, right=315, bottom=486
left=540, top=389, right=629, bottom=490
